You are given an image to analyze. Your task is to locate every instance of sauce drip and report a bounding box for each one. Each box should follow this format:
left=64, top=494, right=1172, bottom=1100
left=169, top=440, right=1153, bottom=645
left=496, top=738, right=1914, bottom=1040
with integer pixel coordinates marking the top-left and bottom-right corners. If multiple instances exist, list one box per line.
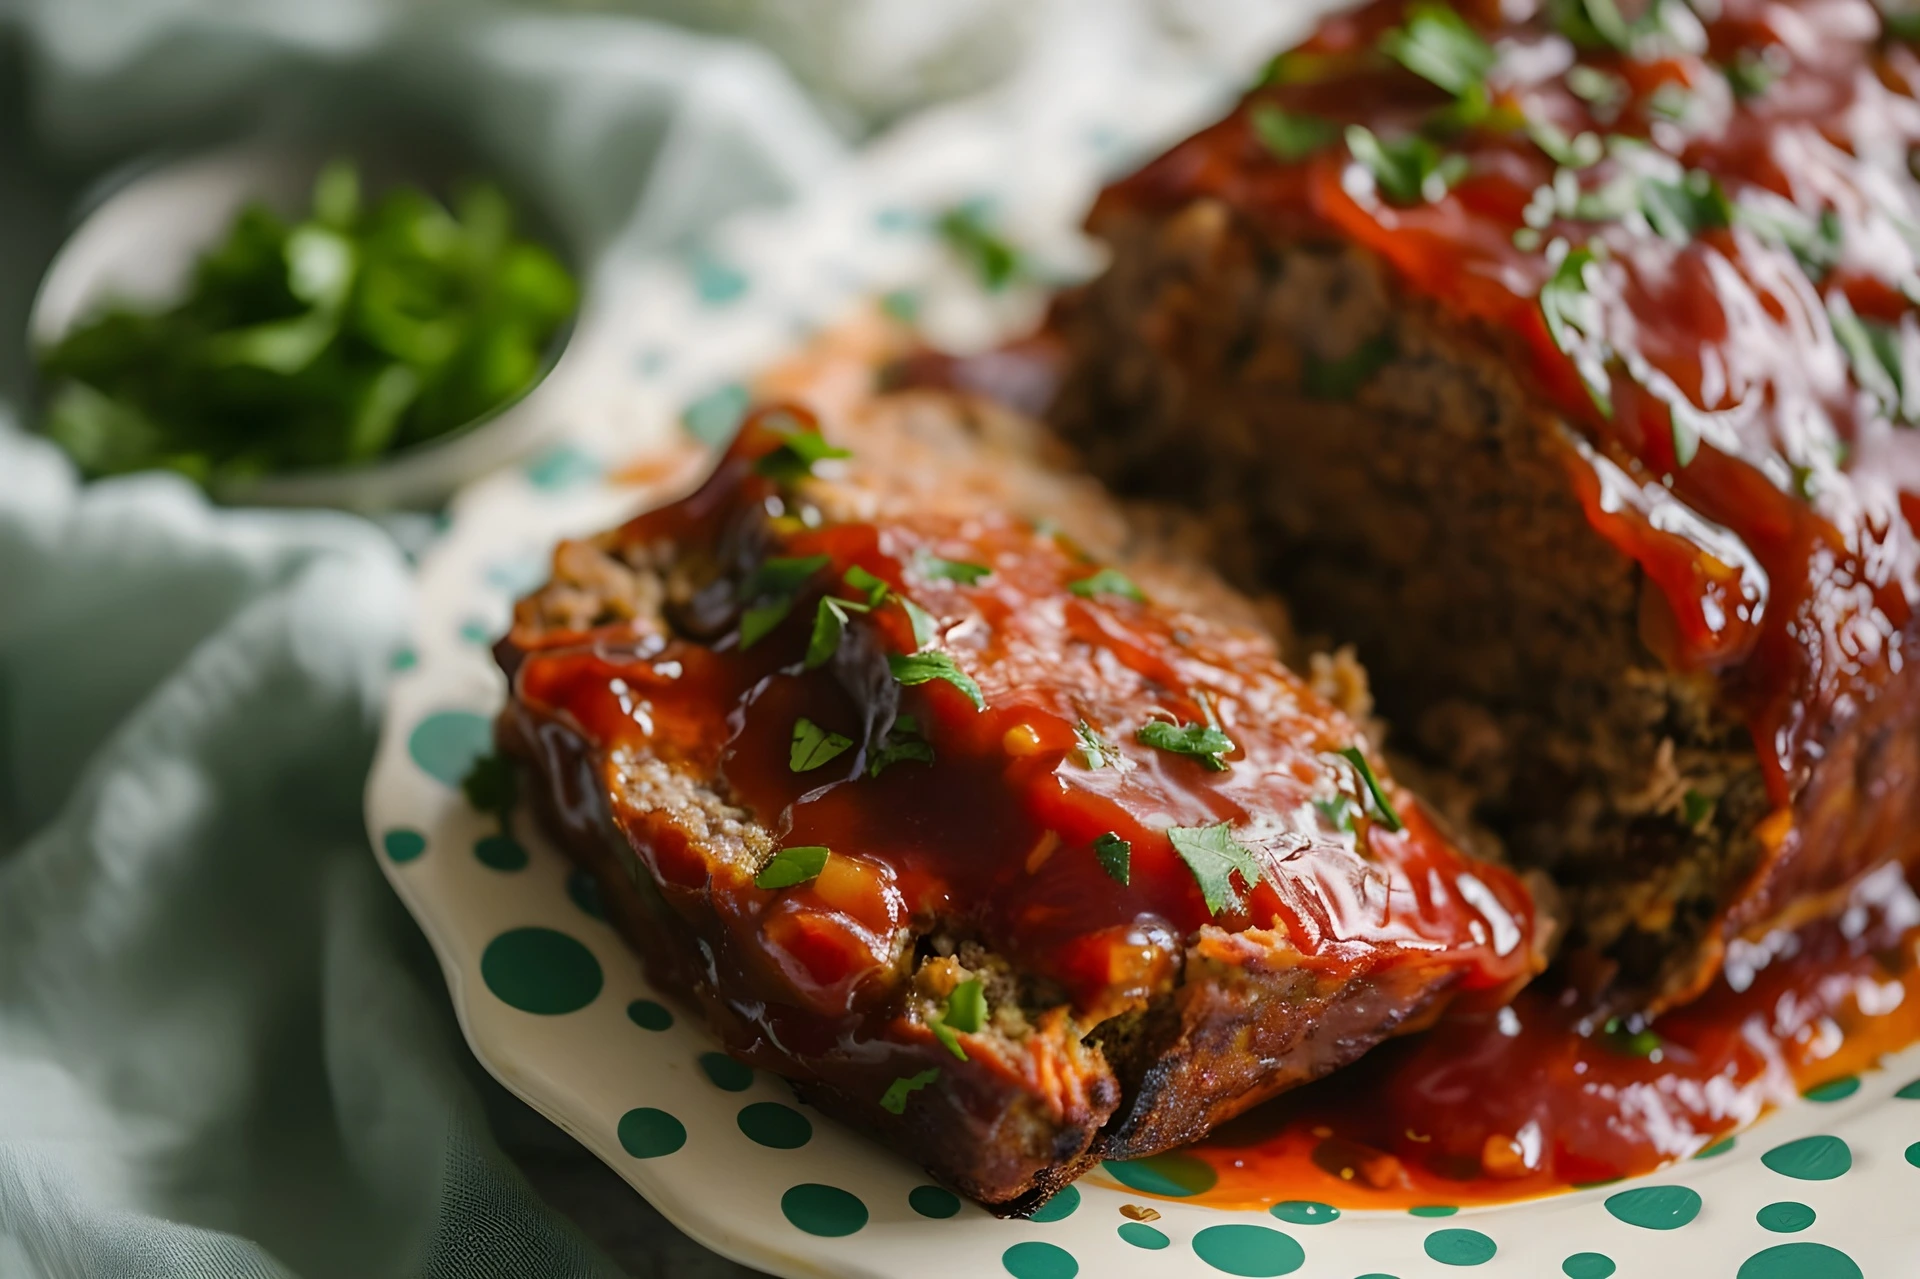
left=1173, top=860, right=1920, bottom=1209
left=1096, top=0, right=1920, bottom=923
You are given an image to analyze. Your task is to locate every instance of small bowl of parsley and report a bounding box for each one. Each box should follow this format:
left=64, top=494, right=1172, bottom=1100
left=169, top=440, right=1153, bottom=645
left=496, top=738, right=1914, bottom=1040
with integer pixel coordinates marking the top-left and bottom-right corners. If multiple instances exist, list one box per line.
left=29, top=147, right=578, bottom=508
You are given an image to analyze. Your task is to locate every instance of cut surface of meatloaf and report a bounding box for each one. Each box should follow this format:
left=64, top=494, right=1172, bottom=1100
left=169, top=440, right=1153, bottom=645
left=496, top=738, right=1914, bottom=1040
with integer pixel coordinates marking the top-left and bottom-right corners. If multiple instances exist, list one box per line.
left=495, top=326, right=1539, bottom=1212
left=1051, top=0, right=1920, bottom=1012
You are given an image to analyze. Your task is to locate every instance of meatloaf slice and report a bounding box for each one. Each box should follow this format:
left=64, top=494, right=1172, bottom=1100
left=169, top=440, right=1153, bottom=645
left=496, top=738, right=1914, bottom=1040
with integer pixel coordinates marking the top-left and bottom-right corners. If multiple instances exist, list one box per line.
left=495, top=324, right=1539, bottom=1212
left=1050, top=0, right=1920, bottom=1011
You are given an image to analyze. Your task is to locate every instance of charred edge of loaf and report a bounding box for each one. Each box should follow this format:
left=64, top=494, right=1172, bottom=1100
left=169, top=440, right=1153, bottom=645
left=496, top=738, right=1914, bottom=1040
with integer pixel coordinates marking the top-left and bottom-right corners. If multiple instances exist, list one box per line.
left=1049, top=199, right=1769, bottom=1010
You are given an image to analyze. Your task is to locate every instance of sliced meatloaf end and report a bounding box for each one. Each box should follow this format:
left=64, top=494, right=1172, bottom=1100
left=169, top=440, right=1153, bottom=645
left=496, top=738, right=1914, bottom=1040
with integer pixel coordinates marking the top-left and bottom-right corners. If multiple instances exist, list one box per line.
left=1049, top=0, right=1920, bottom=1011
left=494, top=321, right=1540, bottom=1211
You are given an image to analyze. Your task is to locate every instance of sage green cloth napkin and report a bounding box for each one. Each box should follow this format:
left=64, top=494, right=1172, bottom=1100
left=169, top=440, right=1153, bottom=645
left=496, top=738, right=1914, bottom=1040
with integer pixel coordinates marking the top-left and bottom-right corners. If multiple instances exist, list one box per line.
left=0, top=9, right=852, bottom=1276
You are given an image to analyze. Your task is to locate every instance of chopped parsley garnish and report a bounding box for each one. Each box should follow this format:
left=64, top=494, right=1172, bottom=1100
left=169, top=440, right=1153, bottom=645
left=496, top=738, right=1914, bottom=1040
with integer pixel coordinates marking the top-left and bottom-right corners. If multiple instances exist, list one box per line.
left=1303, top=333, right=1396, bottom=400
left=843, top=564, right=892, bottom=607
left=917, top=552, right=993, bottom=585
left=1546, top=0, right=1635, bottom=51
left=868, top=713, right=935, bottom=777
left=753, top=421, right=850, bottom=484
left=946, top=978, right=986, bottom=1033
left=879, top=1068, right=940, bottom=1114
left=1600, top=1016, right=1663, bottom=1059
left=1381, top=2, right=1495, bottom=99
left=462, top=751, right=518, bottom=821
left=1250, top=103, right=1339, bottom=162
left=754, top=845, right=830, bottom=889
left=1828, top=292, right=1915, bottom=424
left=888, top=651, right=986, bottom=710
left=900, top=597, right=939, bottom=649
left=1093, top=832, right=1132, bottom=885
left=1337, top=747, right=1404, bottom=832
left=1725, top=46, right=1786, bottom=99
left=1136, top=719, right=1236, bottom=772
left=1527, top=119, right=1603, bottom=170
left=790, top=717, right=854, bottom=772
left=1639, top=171, right=1733, bottom=243
left=805, top=595, right=871, bottom=669
left=737, top=554, right=831, bottom=650
left=1345, top=125, right=1468, bottom=206
left=1681, top=788, right=1715, bottom=828
left=1167, top=822, right=1266, bottom=915
left=1315, top=793, right=1356, bottom=833
left=1068, top=567, right=1145, bottom=602
left=1073, top=720, right=1124, bottom=770
left=1538, top=243, right=1614, bottom=417
left=936, top=203, right=1025, bottom=291
left=1566, top=65, right=1627, bottom=122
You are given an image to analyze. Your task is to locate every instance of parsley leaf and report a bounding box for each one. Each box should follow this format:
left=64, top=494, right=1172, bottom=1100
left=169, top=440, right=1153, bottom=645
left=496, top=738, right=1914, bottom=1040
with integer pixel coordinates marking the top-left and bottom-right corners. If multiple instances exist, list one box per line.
left=868, top=714, right=935, bottom=777
left=1314, top=793, right=1356, bottom=833
left=1136, top=719, right=1236, bottom=772
left=879, top=1068, right=940, bottom=1114
left=1600, top=1016, right=1663, bottom=1059
left=899, top=596, right=939, bottom=649
left=936, top=203, right=1025, bottom=291
left=946, top=978, right=986, bottom=1033
left=1639, top=171, right=1733, bottom=243
left=1167, top=822, right=1266, bottom=915
left=1381, top=2, right=1495, bottom=98
left=737, top=554, right=831, bottom=649
left=889, top=651, right=986, bottom=710
left=462, top=751, right=518, bottom=820
left=1538, top=244, right=1614, bottom=417
left=843, top=564, right=891, bottom=607
left=1725, top=46, right=1785, bottom=99
left=1346, top=125, right=1468, bottom=205
left=917, top=552, right=992, bottom=585
left=805, top=596, right=871, bottom=669
left=1250, top=104, right=1339, bottom=161
left=1828, top=292, right=1915, bottom=423
left=753, top=422, right=850, bottom=484
left=1093, top=832, right=1132, bottom=885
left=754, top=845, right=830, bottom=889
left=930, top=1019, right=967, bottom=1061
left=1073, top=720, right=1123, bottom=769
left=1681, top=788, right=1716, bottom=828
left=790, top=717, right=854, bottom=772
left=1068, top=567, right=1145, bottom=602
left=1337, top=747, right=1404, bottom=832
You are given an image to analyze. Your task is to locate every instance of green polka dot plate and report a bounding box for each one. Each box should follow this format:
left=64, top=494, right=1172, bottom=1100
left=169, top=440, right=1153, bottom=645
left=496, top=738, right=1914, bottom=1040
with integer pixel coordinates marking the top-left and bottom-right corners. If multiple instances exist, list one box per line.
left=365, top=22, right=1920, bottom=1275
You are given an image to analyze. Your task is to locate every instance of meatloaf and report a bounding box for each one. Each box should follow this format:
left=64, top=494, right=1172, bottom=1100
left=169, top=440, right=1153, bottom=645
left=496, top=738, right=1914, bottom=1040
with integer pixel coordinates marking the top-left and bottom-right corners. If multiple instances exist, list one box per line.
left=495, top=325, right=1538, bottom=1212
left=1051, top=0, right=1920, bottom=1011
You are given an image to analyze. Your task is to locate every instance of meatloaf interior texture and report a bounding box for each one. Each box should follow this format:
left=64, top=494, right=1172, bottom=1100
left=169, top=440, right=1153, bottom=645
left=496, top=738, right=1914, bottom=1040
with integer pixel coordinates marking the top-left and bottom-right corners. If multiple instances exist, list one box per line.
left=1050, top=0, right=1920, bottom=1012
left=496, top=320, right=1538, bottom=1212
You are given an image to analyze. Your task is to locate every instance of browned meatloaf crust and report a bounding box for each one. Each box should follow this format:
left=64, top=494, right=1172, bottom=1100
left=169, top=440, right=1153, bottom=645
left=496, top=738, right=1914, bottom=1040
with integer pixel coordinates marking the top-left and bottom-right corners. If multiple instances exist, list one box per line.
left=1050, top=0, right=1920, bottom=1012
left=495, top=322, right=1539, bottom=1212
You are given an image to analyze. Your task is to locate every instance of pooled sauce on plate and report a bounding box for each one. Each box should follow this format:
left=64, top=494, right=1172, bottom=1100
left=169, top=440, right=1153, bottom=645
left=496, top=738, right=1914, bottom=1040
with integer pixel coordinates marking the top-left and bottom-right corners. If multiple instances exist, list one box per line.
left=1099, top=0, right=1920, bottom=941
left=1152, top=861, right=1920, bottom=1209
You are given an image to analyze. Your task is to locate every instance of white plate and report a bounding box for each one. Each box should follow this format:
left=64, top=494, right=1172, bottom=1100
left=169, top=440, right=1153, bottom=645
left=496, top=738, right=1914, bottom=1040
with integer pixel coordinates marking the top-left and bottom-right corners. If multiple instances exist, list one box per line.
left=363, top=30, right=1920, bottom=1279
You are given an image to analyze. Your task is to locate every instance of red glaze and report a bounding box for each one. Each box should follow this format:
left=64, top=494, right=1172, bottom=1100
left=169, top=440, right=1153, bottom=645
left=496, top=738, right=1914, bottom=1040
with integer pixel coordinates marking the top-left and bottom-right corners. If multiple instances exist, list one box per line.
left=1176, top=860, right=1920, bottom=1208
left=1096, top=0, right=1920, bottom=939
left=506, top=409, right=1536, bottom=1044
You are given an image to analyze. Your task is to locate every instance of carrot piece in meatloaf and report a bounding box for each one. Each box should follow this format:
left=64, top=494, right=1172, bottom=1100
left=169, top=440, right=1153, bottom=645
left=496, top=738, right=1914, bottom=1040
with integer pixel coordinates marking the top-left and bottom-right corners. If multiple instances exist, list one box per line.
left=1051, top=0, right=1920, bottom=1011
left=495, top=352, right=1539, bottom=1213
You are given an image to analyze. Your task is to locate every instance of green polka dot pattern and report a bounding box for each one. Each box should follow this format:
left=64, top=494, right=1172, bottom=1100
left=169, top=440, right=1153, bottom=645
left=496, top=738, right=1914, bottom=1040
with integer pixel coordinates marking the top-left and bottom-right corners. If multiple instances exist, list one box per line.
left=1561, top=1254, right=1616, bottom=1279
left=1761, top=1134, right=1851, bottom=1180
left=681, top=382, right=751, bottom=447
left=1101, top=1152, right=1217, bottom=1197
left=382, top=828, right=426, bottom=863
left=1896, top=1076, right=1920, bottom=1099
left=1906, top=1141, right=1920, bottom=1168
left=1002, top=1241, right=1077, bottom=1279
left=566, top=868, right=605, bottom=919
left=625, top=999, right=672, bottom=1031
left=908, top=1185, right=960, bottom=1219
left=1603, top=1185, right=1701, bottom=1230
left=525, top=444, right=601, bottom=490
left=1028, top=1184, right=1079, bottom=1222
left=1117, top=1222, right=1168, bottom=1250
left=1693, top=1136, right=1736, bottom=1159
left=736, top=1102, right=811, bottom=1149
left=1802, top=1076, right=1860, bottom=1102
left=780, top=1183, right=867, bottom=1237
left=1756, top=1201, right=1816, bottom=1233
left=617, top=1107, right=685, bottom=1158
left=1408, top=1205, right=1459, bottom=1217
left=1736, top=1242, right=1862, bottom=1279
left=480, top=927, right=602, bottom=1014
left=699, top=1052, right=752, bottom=1092
left=1425, top=1228, right=1498, bottom=1267
left=473, top=833, right=526, bottom=870
left=407, top=710, right=492, bottom=786
left=1268, top=1200, right=1338, bottom=1225
left=1190, top=1224, right=1304, bottom=1276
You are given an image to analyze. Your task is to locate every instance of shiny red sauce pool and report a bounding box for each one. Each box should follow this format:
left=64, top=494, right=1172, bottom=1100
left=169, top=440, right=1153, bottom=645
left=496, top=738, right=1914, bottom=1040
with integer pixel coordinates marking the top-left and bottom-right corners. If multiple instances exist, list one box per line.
left=1148, top=862, right=1920, bottom=1210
